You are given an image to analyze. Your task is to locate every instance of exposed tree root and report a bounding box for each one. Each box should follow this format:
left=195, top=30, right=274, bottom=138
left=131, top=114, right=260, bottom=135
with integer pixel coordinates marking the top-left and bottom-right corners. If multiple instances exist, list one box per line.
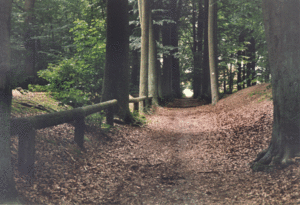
left=251, top=142, right=299, bottom=172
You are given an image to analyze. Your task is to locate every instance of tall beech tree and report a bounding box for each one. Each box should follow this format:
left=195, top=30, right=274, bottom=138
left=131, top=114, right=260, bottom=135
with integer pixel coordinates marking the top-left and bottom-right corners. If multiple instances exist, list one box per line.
left=208, top=0, right=218, bottom=105
left=138, top=0, right=150, bottom=112
left=192, top=0, right=204, bottom=99
left=0, top=0, right=19, bottom=202
left=148, top=4, right=158, bottom=105
left=246, top=36, right=256, bottom=86
left=158, top=0, right=181, bottom=102
left=201, top=0, right=211, bottom=102
left=160, top=22, right=173, bottom=100
left=101, top=0, right=133, bottom=123
left=170, top=0, right=182, bottom=99
left=252, top=0, right=300, bottom=169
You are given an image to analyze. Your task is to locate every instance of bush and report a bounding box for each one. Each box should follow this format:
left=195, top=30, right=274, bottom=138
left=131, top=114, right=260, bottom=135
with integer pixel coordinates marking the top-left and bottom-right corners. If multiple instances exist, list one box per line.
left=37, top=58, right=102, bottom=107
left=35, top=19, right=106, bottom=108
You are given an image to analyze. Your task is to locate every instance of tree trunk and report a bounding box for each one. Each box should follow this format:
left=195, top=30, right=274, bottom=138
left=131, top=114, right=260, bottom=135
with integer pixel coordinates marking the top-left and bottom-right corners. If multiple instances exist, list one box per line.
left=242, top=64, right=245, bottom=89
left=237, top=50, right=242, bottom=91
left=223, top=68, right=226, bottom=94
left=252, top=0, right=300, bottom=170
left=264, top=63, right=270, bottom=83
left=196, top=0, right=204, bottom=98
left=208, top=0, right=219, bottom=105
left=139, top=0, right=150, bottom=112
left=201, top=0, right=211, bottom=103
left=102, top=0, right=133, bottom=123
left=247, top=37, right=256, bottom=86
left=131, top=49, right=140, bottom=93
left=0, top=0, right=18, bottom=202
left=191, top=2, right=197, bottom=98
left=160, top=22, right=173, bottom=101
left=192, top=1, right=204, bottom=99
left=148, top=5, right=158, bottom=105
left=171, top=24, right=181, bottom=98
left=237, top=30, right=247, bottom=91
left=228, top=63, right=233, bottom=94
left=170, top=0, right=182, bottom=99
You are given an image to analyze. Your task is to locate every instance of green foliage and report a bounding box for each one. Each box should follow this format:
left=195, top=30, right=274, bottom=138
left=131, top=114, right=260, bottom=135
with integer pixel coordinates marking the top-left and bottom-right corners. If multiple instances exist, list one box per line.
left=37, top=58, right=95, bottom=107
left=248, top=87, right=272, bottom=102
left=85, top=112, right=105, bottom=127
left=69, top=19, right=106, bottom=57
left=10, top=0, right=106, bottom=88
left=102, top=123, right=112, bottom=130
left=28, top=84, right=48, bottom=92
left=36, top=17, right=106, bottom=107
left=131, top=111, right=147, bottom=126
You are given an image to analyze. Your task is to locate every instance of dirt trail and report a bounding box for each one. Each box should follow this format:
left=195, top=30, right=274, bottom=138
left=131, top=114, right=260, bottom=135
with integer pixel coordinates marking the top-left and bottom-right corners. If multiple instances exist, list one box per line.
left=136, top=84, right=274, bottom=204
left=13, top=84, right=300, bottom=204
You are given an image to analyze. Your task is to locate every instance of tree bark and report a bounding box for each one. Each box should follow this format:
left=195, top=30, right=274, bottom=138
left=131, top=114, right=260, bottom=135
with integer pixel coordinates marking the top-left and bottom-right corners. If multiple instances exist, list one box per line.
left=201, top=0, right=211, bottom=103
left=192, top=1, right=204, bottom=99
left=139, top=0, right=150, bottom=112
left=131, top=49, right=140, bottom=93
left=102, top=0, right=133, bottom=123
left=228, top=63, right=233, bottom=94
left=170, top=0, right=182, bottom=99
left=223, top=68, right=226, bottom=94
left=247, top=37, right=256, bottom=86
left=191, top=2, right=197, bottom=98
left=208, top=0, right=219, bottom=105
left=171, top=24, right=181, bottom=99
left=0, top=0, right=19, bottom=202
left=237, top=30, right=246, bottom=91
left=160, top=22, right=173, bottom=101
left=252, top=0, right=300, bottom=170
left=237, top=50, right=242, bottom=90
left=148, top=6, right=158, bottom=105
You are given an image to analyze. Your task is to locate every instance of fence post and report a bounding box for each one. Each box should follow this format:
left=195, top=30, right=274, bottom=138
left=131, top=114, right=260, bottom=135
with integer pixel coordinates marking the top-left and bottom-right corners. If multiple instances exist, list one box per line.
left=74, top=117, right=85, bottom=149
left=18, top=128, right=36, bottom=177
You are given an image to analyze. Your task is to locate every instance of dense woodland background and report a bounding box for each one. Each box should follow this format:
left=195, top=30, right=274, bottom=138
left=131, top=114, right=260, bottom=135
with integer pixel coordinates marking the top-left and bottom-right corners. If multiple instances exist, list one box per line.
left=11, top=0, right=269, bottom=106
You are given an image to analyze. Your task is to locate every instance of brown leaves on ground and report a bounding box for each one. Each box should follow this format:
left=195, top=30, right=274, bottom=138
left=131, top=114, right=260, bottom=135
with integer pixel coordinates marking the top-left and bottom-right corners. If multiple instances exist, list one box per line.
left=11, top=83, right=300, bottom=204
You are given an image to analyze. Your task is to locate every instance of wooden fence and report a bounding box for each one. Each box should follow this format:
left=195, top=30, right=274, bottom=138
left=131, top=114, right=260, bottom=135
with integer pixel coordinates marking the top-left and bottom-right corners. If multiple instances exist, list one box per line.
left=10, top=96, right=152, bottom=177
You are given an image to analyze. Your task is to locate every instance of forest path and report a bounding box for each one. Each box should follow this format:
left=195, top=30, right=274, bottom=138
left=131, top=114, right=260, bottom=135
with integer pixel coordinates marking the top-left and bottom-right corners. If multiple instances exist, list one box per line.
left=139, top=86, right=273, bottom=204
left=13, top=84, right=300, bottom=204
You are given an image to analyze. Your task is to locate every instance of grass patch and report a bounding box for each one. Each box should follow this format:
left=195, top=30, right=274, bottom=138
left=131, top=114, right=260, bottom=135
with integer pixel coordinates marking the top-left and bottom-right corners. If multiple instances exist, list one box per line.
left=12, top=89, right=72, bottom=117
left=85, top=112, right=104, bottom=127
left=132, top=111, right=147, bottom=127
left=249, top=87, right=272, bottom=102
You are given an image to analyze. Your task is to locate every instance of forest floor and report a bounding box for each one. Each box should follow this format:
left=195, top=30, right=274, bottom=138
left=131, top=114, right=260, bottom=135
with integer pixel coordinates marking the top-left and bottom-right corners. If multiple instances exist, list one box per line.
left=11, top=83, right=300, bottom=204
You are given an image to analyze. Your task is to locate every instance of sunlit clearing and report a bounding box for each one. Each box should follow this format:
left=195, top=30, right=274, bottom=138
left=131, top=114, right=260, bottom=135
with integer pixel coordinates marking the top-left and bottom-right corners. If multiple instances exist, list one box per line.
left=183, top=88, right=193, bottom=98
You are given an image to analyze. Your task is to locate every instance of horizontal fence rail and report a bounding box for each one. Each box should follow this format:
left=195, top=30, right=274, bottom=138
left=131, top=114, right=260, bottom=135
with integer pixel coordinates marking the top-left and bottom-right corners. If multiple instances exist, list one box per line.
left=11, top=96, right=152, bottom=177
left=129, top=96, right=152, bottom=112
